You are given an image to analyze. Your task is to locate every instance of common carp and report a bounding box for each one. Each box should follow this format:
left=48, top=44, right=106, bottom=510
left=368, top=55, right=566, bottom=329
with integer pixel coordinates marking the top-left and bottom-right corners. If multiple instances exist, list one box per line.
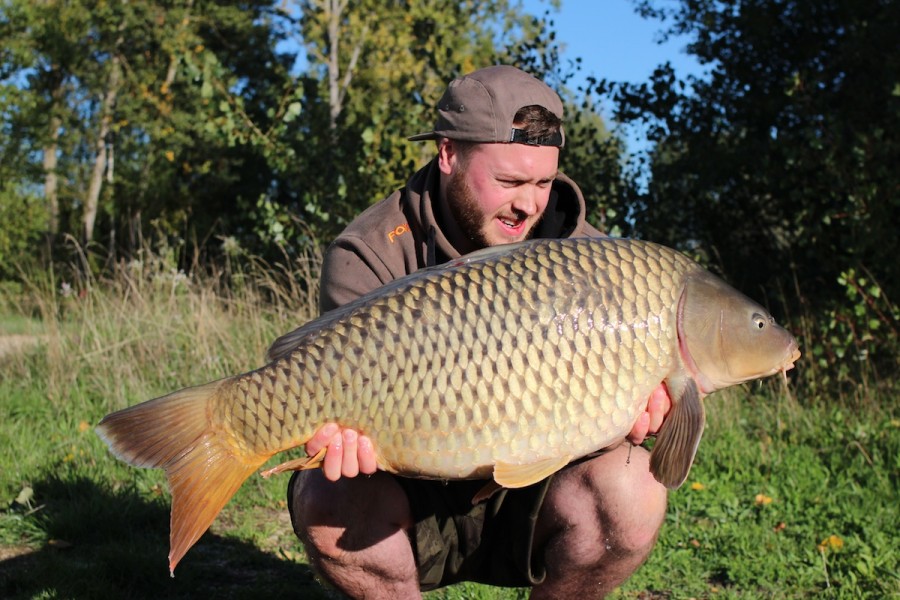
left=96, top=237, right=800, bottom=574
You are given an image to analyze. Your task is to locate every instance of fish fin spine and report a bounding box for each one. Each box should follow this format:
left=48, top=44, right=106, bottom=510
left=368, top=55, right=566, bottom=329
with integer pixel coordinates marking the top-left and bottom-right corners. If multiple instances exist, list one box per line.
left=260, top=446, right=327, bottom=478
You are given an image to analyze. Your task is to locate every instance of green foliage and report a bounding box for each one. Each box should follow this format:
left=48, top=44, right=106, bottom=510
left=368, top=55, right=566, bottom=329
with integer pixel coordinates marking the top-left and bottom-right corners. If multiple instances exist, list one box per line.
left=0, top=186, right=47, bottom=279
left=2, top=0, right=616, bottom=262
left=559, top=106, right=628, bottom=236
left=597, top=0, right=900, bottom=390
left=612, top=389, right=899, bottom=599
left=0, top=0, right=296, bottom=250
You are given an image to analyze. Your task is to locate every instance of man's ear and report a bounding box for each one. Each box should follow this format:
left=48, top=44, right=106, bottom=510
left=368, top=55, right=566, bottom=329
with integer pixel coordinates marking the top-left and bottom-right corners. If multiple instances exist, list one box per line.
left=437, top=138, right=456, bottom=175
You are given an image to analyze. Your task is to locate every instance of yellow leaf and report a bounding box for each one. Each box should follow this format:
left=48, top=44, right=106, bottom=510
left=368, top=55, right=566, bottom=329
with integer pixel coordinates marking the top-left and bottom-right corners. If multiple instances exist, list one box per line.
left=818, top=534, right=844, bottom=552
left=755, top=493, right=773, bottom=506
left=78, top=420, right=90, bottom=433
left=165, top=151, right=175, bottom=162
left=690, top=481, right=705, bottom=491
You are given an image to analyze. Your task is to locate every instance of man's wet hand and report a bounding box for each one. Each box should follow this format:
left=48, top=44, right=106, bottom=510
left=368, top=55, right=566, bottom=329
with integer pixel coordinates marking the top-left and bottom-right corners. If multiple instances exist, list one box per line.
left=627, top=383, right=671, bottom=445
left=306, top=423, right=378, bottom=481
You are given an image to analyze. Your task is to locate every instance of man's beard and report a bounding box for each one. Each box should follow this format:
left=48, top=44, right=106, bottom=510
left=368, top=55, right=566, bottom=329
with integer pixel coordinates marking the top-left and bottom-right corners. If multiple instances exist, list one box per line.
left=445, top=168, right=490, bottom=249
left=445, top=168, right=542, bottom=249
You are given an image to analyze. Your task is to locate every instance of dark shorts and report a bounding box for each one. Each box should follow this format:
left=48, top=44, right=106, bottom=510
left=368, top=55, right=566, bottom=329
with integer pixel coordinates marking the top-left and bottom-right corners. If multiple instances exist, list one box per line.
left=287, top=471, right=552, bottom=591
left=395, top=476, right=552, bottom=591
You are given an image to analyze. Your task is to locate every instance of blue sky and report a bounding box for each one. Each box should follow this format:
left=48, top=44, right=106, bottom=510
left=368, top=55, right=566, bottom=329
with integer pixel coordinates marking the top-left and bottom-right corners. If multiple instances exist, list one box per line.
left=523, top=0, right=702, bottom=85
left=522, top=0, right=704, bottom=153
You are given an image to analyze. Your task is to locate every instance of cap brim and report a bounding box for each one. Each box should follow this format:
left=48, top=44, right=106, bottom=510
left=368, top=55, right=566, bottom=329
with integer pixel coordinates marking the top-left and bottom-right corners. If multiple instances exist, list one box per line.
left=408, top=131, right=439, bottom=142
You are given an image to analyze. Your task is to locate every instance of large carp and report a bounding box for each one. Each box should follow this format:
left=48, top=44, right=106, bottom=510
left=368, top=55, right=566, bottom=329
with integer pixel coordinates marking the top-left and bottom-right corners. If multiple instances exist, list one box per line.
left=97, top=237, right=800, bottom=574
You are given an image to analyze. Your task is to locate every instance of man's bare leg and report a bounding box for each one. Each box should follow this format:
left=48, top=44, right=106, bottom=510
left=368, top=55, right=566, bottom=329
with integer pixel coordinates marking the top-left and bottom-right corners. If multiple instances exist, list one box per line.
left=290, top=470, right=421, bottom=599
left=531, top=443, right=668, bottom=598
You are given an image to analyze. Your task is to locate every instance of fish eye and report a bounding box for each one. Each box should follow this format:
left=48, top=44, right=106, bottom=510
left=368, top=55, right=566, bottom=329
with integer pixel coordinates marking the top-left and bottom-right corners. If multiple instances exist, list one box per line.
left=752, top=314, right=767, bottom=330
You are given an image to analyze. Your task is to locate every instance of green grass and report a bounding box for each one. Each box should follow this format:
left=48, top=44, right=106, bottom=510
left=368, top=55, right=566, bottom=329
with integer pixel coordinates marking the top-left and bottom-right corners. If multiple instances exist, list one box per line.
left=1, top=252, right=897, bottom=599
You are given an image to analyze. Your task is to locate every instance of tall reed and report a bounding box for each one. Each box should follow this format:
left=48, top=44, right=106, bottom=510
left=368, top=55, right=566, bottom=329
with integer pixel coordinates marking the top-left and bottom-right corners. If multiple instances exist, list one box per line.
left=7, top=238, right=322, bottom=419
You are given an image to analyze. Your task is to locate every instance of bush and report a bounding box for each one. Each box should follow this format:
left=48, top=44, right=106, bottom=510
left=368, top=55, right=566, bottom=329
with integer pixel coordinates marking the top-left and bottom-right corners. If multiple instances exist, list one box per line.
left=0, top=185, right=48, bottom=280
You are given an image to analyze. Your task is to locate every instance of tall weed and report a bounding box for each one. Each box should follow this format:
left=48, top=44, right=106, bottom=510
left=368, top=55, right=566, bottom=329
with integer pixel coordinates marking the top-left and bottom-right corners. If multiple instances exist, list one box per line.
left=15, top=238, right=321, bottom=415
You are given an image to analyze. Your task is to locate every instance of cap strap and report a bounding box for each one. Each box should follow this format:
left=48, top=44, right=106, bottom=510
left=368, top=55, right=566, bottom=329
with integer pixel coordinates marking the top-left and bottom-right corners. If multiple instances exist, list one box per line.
left=509, top=128, right=563, bottom=147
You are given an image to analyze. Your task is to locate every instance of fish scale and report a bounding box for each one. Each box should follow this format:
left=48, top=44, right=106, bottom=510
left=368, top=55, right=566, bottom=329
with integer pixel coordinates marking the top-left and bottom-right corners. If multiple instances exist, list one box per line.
left=96, top=236, right=800, bottom=574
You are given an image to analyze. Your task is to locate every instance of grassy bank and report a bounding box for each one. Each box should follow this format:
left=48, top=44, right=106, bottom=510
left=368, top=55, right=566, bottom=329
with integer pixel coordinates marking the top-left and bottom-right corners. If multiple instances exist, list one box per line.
left=1, top=253, right=897, bottom=599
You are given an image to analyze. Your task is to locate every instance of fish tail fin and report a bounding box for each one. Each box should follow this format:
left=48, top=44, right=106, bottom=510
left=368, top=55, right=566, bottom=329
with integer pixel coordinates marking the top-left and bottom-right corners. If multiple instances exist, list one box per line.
left=95, top=380, right=270, bottom=575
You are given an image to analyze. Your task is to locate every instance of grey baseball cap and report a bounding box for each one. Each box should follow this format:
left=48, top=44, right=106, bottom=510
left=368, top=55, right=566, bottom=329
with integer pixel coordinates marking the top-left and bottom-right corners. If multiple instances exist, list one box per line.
left=408, top=65, right=565, bottom=147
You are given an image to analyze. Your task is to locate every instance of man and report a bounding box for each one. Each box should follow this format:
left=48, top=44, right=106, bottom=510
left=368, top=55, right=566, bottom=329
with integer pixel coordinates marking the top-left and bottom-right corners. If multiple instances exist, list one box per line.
left=290, top=65, right=671, bottom=598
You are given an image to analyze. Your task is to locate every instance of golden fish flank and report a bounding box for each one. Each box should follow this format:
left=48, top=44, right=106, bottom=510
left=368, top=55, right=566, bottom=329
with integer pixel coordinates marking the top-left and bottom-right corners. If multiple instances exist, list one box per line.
left=96, top=237, right=800, bottom=574
left=243, top=240, right=673, bottom=476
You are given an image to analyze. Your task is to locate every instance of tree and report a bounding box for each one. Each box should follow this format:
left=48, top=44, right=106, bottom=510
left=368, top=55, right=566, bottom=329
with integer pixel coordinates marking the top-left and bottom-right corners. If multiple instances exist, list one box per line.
left=1, top=0, right=621, bottom=270
left=0, top=0, right=295, bottom=253
left=598, top=0, right=900, bottom=386
left=281, top=0, right=622, bottom=239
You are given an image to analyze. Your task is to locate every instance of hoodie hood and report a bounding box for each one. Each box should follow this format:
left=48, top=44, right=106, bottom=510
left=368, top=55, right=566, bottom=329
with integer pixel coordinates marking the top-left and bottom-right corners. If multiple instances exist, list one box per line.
left=402, top=158, right=596, bottom=267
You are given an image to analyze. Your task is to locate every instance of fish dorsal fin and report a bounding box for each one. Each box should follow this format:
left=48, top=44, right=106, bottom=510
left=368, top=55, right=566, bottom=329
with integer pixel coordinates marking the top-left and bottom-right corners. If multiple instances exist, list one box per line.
left=649, top=378, right=706, bottom=489
left=493, top=454, right=573, bottom=489
left=266, top=303, right=359, bottom=363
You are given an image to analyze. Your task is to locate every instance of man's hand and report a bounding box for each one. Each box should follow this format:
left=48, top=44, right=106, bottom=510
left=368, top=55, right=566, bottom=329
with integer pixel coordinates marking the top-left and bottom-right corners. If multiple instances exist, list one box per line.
left=306, top=423, right=378, bottom=481
left=627, top=383, right=672, bottom=445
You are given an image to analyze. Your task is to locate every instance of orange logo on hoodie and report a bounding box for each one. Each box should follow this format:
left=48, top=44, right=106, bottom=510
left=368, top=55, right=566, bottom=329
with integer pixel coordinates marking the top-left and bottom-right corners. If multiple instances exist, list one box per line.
left=388, top=223, right=411, bottom=243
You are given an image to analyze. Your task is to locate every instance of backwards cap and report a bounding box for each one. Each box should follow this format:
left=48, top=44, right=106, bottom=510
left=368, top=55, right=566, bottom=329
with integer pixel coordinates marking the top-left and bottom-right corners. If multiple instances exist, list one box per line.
left=408, top=65, right=565, bottom=147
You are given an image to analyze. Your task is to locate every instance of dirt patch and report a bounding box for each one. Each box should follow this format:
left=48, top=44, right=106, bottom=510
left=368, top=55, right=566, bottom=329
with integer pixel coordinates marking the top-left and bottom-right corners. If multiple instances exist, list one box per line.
left=0, top=545, right=36, bottom=562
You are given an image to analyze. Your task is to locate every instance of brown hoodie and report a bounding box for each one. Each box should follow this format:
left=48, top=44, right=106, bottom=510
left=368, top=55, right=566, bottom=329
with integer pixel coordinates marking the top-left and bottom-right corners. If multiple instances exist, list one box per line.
left=319, top=157, right=603, bottom=313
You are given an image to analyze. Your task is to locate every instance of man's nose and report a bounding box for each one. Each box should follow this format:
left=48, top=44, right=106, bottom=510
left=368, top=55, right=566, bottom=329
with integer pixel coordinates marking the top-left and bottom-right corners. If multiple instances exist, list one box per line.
left=512, top=186, right=540, bottom=216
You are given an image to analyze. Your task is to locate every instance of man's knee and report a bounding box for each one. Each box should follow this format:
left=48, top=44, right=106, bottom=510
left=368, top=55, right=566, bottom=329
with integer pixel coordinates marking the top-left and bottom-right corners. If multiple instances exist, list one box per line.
left=288, top=469, right=413, bottom=555
left=287, top=471, right=420, bottom=597
left=583, top=445, right=667, bottom=554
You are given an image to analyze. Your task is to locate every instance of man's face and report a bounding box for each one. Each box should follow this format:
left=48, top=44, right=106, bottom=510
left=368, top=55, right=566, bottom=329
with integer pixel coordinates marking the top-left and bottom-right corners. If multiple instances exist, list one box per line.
left=441, top=140, right=560, bottom=249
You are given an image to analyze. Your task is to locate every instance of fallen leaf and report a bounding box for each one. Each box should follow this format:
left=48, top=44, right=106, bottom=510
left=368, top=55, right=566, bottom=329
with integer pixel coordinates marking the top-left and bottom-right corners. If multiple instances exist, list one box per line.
left=755, top=493, right=773, bottom=506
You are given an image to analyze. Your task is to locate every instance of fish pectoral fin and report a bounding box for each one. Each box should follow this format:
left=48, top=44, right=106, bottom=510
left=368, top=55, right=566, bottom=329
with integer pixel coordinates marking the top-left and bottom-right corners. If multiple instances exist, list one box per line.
left=260, top=447, right=328, bottom=478
left=493, top=455, right=573, bottom=489
left=649, top=379, right=706, bottom=489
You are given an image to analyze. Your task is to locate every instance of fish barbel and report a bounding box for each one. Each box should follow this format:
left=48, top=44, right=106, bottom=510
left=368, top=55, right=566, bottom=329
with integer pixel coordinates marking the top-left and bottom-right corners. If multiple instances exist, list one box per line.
left=96, top=237, right=800, bottom=573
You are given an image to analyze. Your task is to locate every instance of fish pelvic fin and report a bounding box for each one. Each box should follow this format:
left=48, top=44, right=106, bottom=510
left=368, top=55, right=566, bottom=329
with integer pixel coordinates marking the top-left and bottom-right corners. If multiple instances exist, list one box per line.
left=95, top=380, right=270, bottom=576
left=472, top=480, right=504, bottom=504
left=649, top=378, right=706, bottom=489
left=493, top=454, right=572, bottom=490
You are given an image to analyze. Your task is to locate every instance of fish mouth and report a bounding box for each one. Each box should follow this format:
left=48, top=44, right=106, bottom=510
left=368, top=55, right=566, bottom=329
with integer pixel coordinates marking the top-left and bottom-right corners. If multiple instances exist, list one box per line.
left=778, top=343, right=802, bottom=376
left=756, top=341, right=801, bottom=381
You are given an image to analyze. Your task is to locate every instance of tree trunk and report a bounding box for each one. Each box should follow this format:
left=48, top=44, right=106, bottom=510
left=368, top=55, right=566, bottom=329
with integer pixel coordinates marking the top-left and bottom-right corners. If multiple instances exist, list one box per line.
left=83, top=35, right=123, bottom=243
left=322, top=0, right=366, bottom=133
left=43, top=117, right=61, bottom=235
left=42, top=71, right=65, bottom=236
